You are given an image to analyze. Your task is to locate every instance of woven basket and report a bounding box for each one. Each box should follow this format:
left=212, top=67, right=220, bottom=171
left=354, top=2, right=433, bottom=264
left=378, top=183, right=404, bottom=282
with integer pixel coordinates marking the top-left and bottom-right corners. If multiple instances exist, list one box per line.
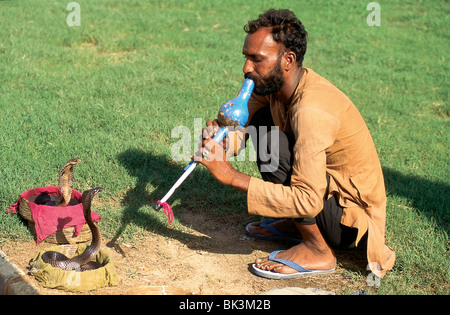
left=18, top=196, right=37, bottom=222
left=18, top=190, right=92, bottom=244
left=26, top=220, right=93, bottom=244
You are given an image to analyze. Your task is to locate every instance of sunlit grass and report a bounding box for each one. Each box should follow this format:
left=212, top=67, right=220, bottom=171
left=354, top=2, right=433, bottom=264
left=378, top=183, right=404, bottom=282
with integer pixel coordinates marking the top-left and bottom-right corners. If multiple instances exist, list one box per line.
left=0, top=0, right=448, bottom=294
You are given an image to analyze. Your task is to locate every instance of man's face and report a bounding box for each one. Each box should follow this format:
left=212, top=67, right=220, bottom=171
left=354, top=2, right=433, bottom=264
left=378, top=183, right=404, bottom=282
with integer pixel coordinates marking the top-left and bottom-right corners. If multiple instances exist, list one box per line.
left=242, top=27, right=285, bottom=96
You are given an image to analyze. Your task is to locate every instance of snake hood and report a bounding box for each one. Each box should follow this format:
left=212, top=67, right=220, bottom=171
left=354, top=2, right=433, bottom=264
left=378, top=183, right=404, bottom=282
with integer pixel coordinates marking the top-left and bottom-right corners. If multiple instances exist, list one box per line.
left=58, top=158, right=82, bottom=207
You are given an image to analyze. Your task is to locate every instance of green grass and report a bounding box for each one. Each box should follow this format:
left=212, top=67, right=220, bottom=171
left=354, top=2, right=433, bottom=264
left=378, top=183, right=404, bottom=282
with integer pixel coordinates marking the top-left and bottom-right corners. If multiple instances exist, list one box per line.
left=0, top=0, right=448, bottom=294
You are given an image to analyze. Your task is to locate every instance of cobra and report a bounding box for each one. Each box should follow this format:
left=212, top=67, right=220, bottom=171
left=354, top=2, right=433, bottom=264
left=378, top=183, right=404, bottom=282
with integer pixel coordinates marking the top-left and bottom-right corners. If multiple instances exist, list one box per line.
left=57, top=158, right=81, bottom=206
left=42, top=187, right=104, bottom=271
left=32, top=158, right=82, bottom=207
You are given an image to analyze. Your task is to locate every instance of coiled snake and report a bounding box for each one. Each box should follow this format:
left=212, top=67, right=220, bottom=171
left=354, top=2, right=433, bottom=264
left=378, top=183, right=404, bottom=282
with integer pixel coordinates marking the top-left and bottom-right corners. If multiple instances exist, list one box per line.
left=42, top=187, right=104, bottom=271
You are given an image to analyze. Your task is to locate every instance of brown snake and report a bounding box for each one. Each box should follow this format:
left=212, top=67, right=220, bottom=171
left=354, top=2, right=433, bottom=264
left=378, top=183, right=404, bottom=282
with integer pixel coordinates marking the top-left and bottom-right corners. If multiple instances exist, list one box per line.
left=57, top=158, right=81, bottom=206
left=42, top=187, right=104, bottom=271
left=32, top=158, right=82, bottom=207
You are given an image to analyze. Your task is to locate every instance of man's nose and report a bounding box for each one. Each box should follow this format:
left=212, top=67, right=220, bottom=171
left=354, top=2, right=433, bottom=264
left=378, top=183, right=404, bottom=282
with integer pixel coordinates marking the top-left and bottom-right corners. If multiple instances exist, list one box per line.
left=243, top=59, right=254, bottom=74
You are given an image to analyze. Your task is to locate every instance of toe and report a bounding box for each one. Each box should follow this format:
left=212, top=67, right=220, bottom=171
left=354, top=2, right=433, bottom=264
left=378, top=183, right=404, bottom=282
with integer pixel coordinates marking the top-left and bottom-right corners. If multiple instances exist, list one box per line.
left=272, top=264, right=297, bottom=274
left=255, top=256, right=269, bottom=265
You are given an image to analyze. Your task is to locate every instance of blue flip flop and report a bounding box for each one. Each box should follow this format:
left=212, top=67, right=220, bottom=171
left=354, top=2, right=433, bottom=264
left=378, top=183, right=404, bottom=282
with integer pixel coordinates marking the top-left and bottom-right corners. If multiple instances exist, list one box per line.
left=251, top=250, right=335, bottom=279
left=245, top=219, right=302, bottom=244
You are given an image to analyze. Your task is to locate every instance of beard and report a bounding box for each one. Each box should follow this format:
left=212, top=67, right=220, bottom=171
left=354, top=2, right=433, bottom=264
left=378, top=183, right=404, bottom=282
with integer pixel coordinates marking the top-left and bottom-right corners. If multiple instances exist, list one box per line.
left=245, top=58, right=285, bottom=96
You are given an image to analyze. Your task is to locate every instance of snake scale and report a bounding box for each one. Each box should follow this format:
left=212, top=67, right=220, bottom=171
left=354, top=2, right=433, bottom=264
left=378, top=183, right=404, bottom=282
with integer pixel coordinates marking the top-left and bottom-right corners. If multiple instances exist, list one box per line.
left=42, top=187, right=104, bottom=271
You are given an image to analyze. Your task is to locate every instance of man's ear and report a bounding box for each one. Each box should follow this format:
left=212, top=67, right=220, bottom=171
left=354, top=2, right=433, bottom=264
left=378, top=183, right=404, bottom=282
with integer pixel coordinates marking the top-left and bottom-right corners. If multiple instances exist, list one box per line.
left=284, top=51, right=297, bottom=71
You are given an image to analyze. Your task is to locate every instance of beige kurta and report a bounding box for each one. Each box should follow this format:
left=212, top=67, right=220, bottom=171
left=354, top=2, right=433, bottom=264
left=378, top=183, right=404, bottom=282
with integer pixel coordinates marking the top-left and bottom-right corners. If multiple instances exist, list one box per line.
left=230, top=68, right=395, bottom=277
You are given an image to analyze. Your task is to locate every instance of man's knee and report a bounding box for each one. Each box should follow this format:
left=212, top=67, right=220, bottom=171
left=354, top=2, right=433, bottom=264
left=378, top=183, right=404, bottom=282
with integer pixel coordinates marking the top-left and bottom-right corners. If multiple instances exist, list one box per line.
left=249, top=108, right=293, bottom=185
left=257, top=128, right=292, bottom=185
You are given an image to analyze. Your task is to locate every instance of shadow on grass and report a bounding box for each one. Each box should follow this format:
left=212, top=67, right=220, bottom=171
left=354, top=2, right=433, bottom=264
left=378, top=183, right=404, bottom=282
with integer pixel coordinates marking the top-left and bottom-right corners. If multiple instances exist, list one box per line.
left=108, top=148, right=254, bottom=256
left=336, top=168, right=450, bottom=273
left=383, top=167, right=449, bottom=235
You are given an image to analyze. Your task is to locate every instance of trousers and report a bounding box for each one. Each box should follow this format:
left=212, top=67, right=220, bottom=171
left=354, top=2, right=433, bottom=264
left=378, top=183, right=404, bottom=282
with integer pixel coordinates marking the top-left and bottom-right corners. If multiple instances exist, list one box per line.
left=249, top=107, right=361, bottom=249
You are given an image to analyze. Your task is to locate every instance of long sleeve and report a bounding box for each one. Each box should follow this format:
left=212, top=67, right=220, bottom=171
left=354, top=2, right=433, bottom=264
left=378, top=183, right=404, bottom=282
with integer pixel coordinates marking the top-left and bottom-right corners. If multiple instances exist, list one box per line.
left=247, top=105, right=339, bottom=218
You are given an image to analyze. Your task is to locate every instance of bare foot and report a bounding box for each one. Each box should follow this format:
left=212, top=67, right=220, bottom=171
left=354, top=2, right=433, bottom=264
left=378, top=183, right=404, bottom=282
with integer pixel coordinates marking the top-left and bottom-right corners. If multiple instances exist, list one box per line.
left=255, top=223, right=336, bottom=274
left=247, top=219, right=302, bottom=239
left=255, top=243, right=336, bottom=274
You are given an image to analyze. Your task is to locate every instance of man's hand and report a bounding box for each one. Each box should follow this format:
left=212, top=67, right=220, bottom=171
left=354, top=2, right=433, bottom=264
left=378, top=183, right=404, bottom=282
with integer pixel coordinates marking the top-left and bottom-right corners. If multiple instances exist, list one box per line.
left=201, top=120, right=228, bottom=149
left=196, top=120, right=250, bottom=193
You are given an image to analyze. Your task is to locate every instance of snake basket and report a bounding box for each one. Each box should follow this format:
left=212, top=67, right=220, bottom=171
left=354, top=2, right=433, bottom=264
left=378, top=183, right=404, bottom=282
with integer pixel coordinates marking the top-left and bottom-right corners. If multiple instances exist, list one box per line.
left=17, top=186, right=93, bottom=244
left=25, top=221, right=93, bottom=244
left=29, top=244, right=118, bottom=292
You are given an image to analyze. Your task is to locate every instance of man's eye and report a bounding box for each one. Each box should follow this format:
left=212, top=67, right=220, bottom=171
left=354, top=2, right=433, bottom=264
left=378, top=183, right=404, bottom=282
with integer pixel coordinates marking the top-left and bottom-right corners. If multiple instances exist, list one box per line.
left=248, top=57, right=261, bottom=63
left=243, top=55, right=261, bottom=63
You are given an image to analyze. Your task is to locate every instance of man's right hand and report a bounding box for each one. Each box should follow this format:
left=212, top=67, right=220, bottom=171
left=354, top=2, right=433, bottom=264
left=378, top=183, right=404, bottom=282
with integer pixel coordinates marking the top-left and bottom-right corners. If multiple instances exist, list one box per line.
left=201, top=120, right=229, bottom=151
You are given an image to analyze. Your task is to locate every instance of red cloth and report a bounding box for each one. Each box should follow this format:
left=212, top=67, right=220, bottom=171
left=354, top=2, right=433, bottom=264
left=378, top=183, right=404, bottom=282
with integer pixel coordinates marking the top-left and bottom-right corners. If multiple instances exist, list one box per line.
left=6, top=186, right=101, bottom=245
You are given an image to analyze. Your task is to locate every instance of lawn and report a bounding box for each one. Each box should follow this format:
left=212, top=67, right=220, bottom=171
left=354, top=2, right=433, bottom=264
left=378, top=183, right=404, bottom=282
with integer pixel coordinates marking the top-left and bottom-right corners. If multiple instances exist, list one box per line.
left=0, top=0, right=448, bottom=294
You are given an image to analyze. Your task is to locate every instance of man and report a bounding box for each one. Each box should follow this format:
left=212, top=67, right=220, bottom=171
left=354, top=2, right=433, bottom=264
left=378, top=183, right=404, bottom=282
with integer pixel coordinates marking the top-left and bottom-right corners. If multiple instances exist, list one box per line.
left=197, top=9, right=395, bottom=279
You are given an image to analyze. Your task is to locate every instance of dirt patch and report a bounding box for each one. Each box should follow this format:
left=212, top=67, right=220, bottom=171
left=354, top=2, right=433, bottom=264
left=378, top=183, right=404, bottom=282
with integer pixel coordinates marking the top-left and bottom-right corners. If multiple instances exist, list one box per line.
left=1, top=210, right=372, bottom=295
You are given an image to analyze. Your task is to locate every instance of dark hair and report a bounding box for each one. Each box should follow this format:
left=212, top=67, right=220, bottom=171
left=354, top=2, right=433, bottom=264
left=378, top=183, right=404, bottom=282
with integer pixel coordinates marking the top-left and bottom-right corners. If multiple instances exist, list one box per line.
left=244, top=9, right=308, bottom=66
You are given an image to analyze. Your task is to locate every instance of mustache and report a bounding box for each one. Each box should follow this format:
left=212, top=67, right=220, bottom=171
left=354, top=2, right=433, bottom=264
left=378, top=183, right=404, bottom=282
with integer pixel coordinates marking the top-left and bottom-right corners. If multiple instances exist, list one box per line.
left=244, top=73, right=264, bottom=87
left=244, top=65, right=284, bottom=96
left=244, top=73, right=257, bottom=81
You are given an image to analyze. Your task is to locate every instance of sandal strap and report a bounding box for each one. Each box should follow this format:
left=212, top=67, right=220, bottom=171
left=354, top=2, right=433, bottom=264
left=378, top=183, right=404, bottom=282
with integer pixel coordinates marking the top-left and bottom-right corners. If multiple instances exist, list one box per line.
left=260, top=220, right=293, bottom=238
left=268, top=250, right=312, bottom=273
